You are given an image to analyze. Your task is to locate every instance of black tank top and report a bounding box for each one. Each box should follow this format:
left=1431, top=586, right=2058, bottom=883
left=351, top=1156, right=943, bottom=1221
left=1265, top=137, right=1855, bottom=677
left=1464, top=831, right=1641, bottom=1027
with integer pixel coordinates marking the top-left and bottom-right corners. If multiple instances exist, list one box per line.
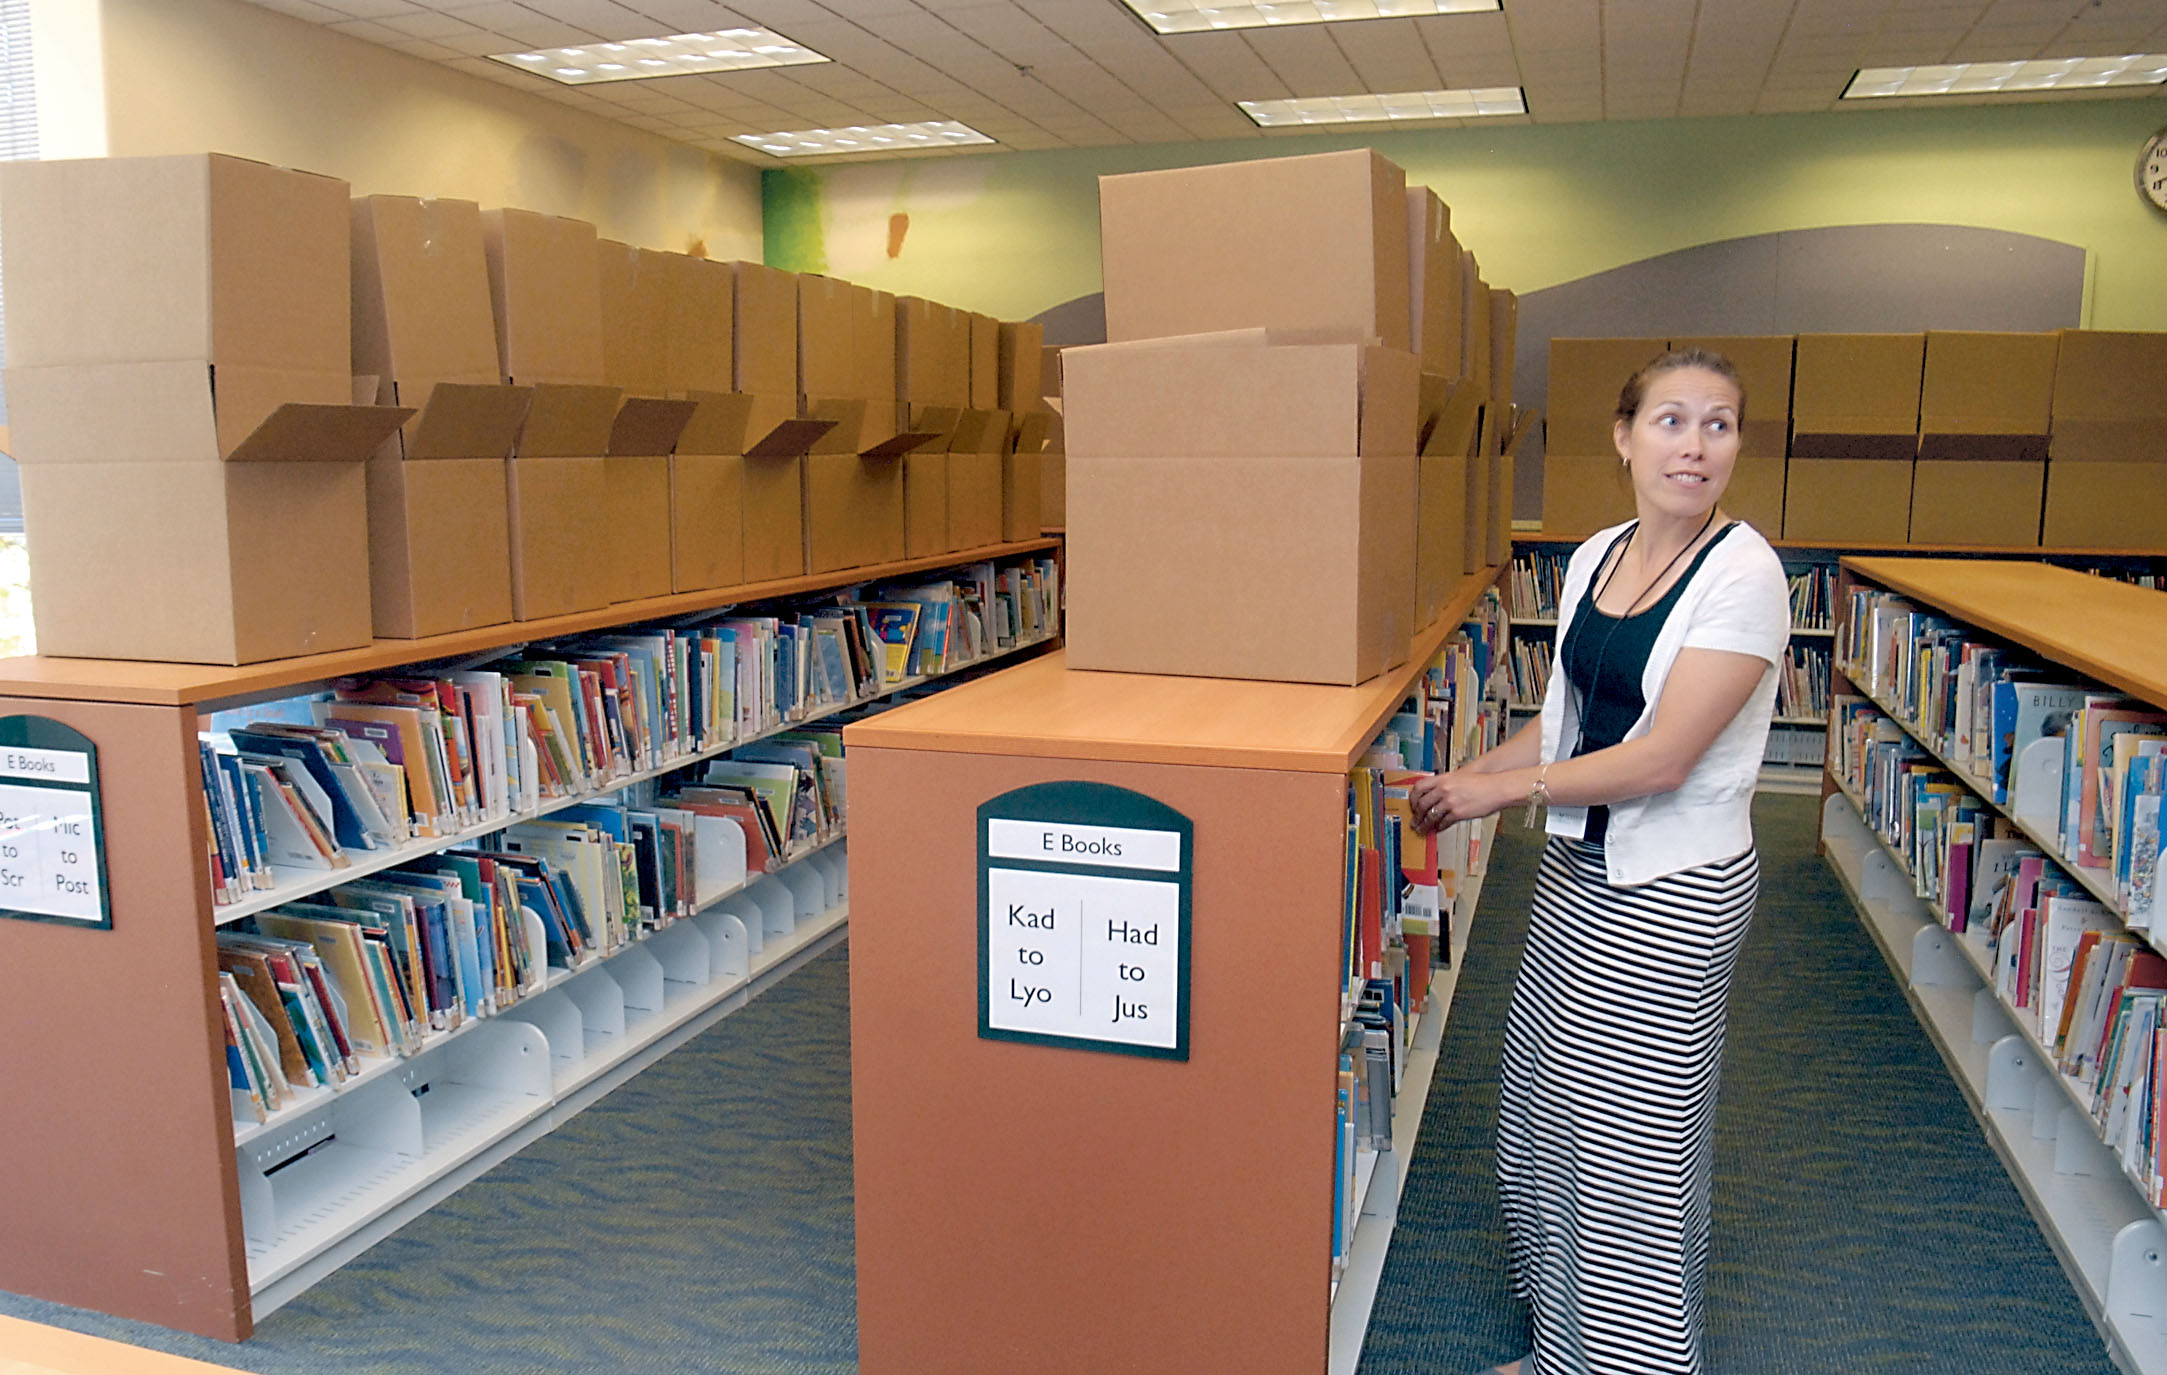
left=1559, top=522, right=1737, bottom=842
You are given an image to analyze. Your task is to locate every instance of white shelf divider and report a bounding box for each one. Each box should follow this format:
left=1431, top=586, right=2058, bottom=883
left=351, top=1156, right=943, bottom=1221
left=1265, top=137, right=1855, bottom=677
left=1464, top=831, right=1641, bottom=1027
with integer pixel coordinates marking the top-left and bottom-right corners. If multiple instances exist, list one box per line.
left=1822, top=788, right=2167, bottom=1375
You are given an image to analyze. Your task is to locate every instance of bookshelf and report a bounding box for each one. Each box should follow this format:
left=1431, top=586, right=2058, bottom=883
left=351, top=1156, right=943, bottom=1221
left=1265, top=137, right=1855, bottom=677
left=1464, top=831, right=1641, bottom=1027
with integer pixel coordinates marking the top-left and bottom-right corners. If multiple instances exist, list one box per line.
left=1508, top=536, right=2166, bottom=795
left=1819, top=555, right=2167, bottom=1375
left=0, top=537, right=1060, bottom=1342
left=1504, top=535, right=1835, bottom=793
left=843, top=567, right=1505, bottom=1375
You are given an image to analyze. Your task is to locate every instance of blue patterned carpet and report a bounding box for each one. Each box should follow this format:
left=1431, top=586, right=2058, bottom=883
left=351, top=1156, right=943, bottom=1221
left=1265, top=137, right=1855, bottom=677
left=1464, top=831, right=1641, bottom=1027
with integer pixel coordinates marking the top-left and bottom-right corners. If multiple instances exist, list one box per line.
left=1356, top=792, right=2120, bottom=1375
left=0, top=792, right=2123, bottom=1373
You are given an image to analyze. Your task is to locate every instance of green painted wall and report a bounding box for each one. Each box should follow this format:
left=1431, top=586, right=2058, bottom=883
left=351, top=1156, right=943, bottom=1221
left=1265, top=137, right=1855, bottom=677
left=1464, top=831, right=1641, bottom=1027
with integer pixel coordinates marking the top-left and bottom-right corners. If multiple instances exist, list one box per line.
left=764, top=99, right=2167, bottom=329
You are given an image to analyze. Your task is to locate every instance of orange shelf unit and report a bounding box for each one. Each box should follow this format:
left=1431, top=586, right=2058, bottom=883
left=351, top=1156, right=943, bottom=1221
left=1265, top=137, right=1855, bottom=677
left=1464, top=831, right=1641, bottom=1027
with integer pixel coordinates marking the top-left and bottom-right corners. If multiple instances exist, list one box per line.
left=844, top=567, right=1500, bottom=1375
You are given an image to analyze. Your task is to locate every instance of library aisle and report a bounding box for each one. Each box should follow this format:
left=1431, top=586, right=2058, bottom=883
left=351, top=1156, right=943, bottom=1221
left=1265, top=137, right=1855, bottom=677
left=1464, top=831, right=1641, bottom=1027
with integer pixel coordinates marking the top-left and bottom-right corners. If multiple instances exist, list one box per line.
left=1360, top=793, right=2119, bottom=1375
left=0, top=799, right=2121, bottom=1374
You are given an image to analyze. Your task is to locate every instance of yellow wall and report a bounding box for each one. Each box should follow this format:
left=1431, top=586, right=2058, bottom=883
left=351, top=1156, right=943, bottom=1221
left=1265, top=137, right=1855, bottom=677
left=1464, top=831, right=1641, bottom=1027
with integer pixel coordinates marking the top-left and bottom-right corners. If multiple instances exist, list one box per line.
left=771, top=99, right=2167, bottom=330
left=98, top=0, right=762, bottom=261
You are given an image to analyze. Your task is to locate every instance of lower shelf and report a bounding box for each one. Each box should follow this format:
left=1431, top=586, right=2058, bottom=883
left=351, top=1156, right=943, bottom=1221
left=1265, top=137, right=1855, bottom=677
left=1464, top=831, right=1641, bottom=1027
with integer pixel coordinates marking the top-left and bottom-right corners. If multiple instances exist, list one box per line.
left=1328, top=814, right=1497, bottom=1375
left=1821, top=792, right=2167, bottom=1375
left=239, top=841, right=853, bottom=1318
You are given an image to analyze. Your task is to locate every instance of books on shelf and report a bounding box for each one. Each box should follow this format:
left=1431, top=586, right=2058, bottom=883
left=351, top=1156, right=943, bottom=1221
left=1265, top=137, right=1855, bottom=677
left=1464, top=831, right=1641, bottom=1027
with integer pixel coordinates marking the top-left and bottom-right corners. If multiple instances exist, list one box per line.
left=1839, top=585, right=2167, bottom=914
left=1331, top=589, right=1506, bottom=1283
left=199, top=556, right=1060, bottom=908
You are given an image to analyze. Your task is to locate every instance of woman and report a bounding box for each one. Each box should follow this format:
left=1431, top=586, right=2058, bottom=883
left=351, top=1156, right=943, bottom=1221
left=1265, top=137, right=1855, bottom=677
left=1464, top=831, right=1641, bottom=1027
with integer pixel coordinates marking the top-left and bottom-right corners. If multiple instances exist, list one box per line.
left=1410, top=350, right=1791, bottom=1375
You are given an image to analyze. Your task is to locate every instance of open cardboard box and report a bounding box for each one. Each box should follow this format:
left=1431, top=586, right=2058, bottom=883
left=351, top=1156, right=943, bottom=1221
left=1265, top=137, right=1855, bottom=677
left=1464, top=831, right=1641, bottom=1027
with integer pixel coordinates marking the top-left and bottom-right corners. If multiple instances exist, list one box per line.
left=7, top=361, right=413, bottom=663
left=352, top=194, right=531, bottom=637
left=902, top=403, right=961, bottom=556
left=1788, top=333, right=1922, bottom=544
left=670, top=391, right=755, bottom=593
left=946, top=407, right=1009, bottom=550
left=604, top=397, right=697, bottom=603
left=0, top=152, right=418, bottom=663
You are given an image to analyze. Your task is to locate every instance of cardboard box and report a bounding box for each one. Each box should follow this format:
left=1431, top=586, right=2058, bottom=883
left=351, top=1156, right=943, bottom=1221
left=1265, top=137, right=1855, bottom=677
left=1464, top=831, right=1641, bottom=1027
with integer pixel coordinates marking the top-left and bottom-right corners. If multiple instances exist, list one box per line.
left=1920, top=329, right=2054, bottom=460
left=0, top=152, right=349, bottom=374
left=948, top=412, right=1007, bottom=549
left=858, top=288, right=898, bottom=403
left=361, top=385, right=526, bottom=637
left=1098, top=149, right=1410, bottom=351
left=21, top=458, right=375, bottom=665
left=1067, top=452, right=1415, bottom=685
left=1040, top=344, right=1063, bottom=402
left=739, top=415, right=835, bottom=582
left=1406, top=187, right=1463, bottom=379
left=1782, top=457, right=1913, bottom=545
left=1791, top=333, right=1923, bottom=457
left=1546, top=338, right=1667, bottom=456
left=1003, top=414, right=1046, bottom=543
left=1062, top=331, right=1417, bottom=684
left=1415, top=452, right=1467, bottom=629
left=350, top=195, right=529, bottom=638
left=734, top=261, right=798, bottom=396
left=1466, top=276, right=1493, bottom=403
left=507, top=383, right=618, bottom=618
left=799, top=274, right=858, bottom=399
left=1042, top=450, right=1066, bottom=530
left=480, top=208, right=604, bottom=386
left=1541, top=454, right=1636, bottom=537
left=1465, top=401, right=1492, bottom=573
left=670, top=452, right=744, bottom=592
left=1669, top=334, right=1792, bottom=539
left=968, top=313, right=1000, bottom=410
left=604, top=398, right=696, bottom=602
left=0, top=157, right=414, bottom=662
left=2048, top=330, right=2167, bottom=465
left=1065, top=329, right=1417, bottom=459
left=665, top=253, right=734, bottom=396
left=806, top=452, right=906, bottom=573
left=999, top=321, right=1045, bottom=412
left=1489, top=288, right=1518, bottom=419
left=904, top=451, right=950, bottom=556
left=5, top=360, right=411, bottom=663
left=598, top=240, right=671, bottom=397
left=2043, top=462, right=2167, bottom=549
left=677, top=390, right=757, bottom=457
left=1908, top=461, right=2043, bottom=546
left=897, top=297, right=971, bottom=407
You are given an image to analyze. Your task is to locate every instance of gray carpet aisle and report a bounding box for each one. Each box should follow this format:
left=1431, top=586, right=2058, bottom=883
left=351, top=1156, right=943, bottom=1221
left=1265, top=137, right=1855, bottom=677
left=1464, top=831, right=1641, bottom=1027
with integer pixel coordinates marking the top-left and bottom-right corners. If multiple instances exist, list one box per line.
left=1357, top=792, right=2119, bottom=1375
left=0, top=793, right=2123, bottom=1373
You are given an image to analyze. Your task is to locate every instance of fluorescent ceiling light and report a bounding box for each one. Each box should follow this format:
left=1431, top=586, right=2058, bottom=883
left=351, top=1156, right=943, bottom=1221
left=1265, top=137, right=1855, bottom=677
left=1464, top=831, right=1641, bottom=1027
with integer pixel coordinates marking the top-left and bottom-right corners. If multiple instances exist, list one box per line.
left=1843, top=54, right=2167, bottom=99
left=1121, top=0, right=1498, bottom=36
left=732, top=120, right=995, bottom=157
left=489, top=29, right=828, bottom=85
left=1239, top=87, right=1526, bottom=126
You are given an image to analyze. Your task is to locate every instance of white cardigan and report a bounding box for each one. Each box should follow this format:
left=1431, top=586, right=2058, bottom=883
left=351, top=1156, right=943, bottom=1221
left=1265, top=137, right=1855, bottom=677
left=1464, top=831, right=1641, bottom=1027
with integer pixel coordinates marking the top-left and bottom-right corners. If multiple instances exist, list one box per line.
left=1537, top=519, right=1792, bottom=887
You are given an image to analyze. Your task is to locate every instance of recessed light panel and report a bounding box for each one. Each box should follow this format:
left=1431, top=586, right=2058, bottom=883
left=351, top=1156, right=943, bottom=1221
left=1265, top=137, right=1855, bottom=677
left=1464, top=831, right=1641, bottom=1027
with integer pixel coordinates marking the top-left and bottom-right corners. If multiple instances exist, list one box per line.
left=1843, top=54, right=2167, bottom=99
left=489, top=29, right=828, bottom=85
left=732, top=121, right=996, bottom=158
left=1239, top=87, right=1526, bottom=126
left=1121, top=0, right=1498, bottom=36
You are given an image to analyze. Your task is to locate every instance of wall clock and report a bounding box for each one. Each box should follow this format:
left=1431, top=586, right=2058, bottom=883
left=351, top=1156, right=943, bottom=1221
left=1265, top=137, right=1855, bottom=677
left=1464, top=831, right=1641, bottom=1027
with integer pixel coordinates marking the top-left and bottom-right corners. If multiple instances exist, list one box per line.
left=2140, top=126, right=2167, bottom=215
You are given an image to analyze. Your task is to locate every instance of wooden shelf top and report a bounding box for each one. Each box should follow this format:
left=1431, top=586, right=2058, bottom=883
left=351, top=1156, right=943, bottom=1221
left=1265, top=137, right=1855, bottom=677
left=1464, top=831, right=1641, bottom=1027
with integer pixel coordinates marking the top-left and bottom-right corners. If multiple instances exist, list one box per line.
left=1844, top=556, right=2167, bottom=710
left=0, top=538, right=1063, bottom=709
left=844, top=568, right=1503, bottom=773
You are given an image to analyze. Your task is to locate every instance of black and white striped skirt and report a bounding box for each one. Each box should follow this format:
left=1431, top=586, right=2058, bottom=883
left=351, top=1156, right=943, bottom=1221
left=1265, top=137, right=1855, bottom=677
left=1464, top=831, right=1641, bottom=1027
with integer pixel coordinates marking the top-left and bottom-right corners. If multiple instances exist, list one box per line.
left=1496, top=836, right=1759, bottom=1375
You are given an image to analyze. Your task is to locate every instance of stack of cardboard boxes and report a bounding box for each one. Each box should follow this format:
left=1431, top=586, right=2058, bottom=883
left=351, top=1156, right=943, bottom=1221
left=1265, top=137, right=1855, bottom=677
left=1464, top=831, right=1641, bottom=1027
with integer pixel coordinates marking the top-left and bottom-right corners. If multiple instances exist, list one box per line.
left=0, top=151, right=1061, bottom=666
left=1545, top=328, right=2164, bottom=549
left=1067, top=148, right=1514, bottom=686
left=1, top=153, right=411, bottom=664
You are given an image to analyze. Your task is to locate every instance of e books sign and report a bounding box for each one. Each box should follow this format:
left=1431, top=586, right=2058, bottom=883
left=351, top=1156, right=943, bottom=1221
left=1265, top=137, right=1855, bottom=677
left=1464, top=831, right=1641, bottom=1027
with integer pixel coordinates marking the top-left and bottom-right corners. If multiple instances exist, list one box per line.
left=0, top=716, right=110, bottom=929
left=978, top=782, right=1192, bottom=1060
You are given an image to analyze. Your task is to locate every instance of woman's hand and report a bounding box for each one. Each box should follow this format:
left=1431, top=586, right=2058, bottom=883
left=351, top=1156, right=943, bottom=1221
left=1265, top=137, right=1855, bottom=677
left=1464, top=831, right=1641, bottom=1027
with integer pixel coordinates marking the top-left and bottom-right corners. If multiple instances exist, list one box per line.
left=1407, top=768, right=1516, bottom=834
